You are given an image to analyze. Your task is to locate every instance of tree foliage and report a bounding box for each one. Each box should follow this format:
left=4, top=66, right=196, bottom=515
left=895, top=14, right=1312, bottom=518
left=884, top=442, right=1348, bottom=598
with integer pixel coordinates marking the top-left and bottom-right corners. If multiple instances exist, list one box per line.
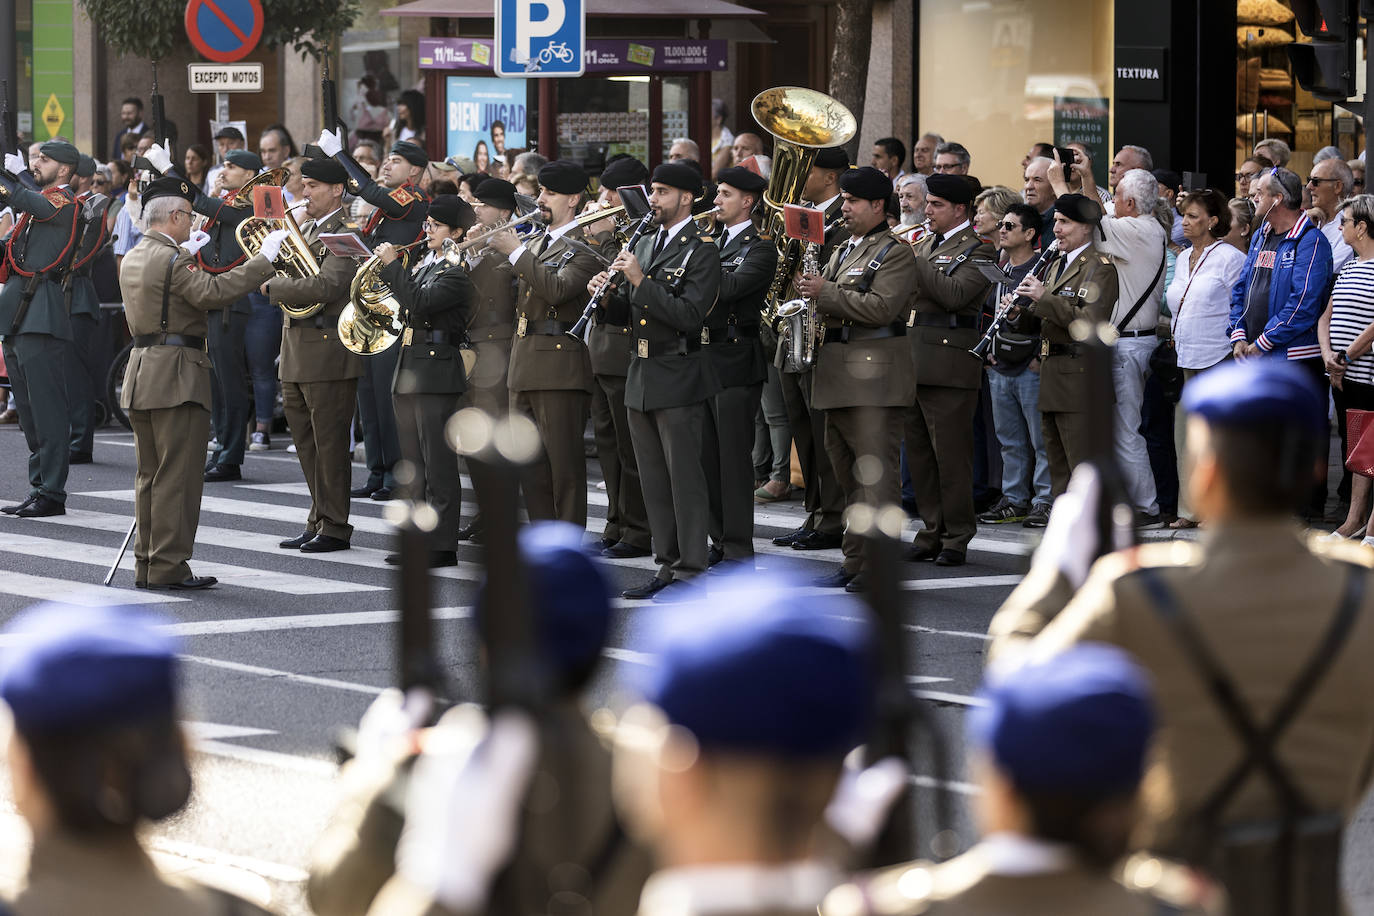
left=79, top=0, right=362, bottom=61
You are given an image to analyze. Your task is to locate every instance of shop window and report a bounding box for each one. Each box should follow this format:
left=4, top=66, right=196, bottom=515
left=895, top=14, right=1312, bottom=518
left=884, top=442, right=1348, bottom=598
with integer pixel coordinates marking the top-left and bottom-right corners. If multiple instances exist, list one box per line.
left=558, top=77, right=651, bottom=173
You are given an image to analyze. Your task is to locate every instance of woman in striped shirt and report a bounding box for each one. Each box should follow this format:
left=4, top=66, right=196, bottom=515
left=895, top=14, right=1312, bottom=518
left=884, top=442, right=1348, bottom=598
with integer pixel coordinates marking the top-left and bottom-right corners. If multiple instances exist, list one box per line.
left=1319, top=194, right=1374, bottom=542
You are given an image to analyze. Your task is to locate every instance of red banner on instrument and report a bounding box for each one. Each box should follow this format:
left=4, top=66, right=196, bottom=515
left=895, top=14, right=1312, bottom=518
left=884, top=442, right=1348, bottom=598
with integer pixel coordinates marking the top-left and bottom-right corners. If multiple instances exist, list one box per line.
left=253, top=185, right=285, bottom=220
left=784, top=204, right=825, bottom=245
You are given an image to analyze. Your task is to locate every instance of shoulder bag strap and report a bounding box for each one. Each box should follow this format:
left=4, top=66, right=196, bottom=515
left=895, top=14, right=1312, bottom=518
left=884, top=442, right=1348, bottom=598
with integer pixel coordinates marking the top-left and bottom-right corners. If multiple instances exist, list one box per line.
left=160, top=249, right=179, bottom=333
left=941, top=237, right=986, bottom=277
left=856, top=238, right=901, bottom=294
left=1115, top=243, right=1167, bottom=333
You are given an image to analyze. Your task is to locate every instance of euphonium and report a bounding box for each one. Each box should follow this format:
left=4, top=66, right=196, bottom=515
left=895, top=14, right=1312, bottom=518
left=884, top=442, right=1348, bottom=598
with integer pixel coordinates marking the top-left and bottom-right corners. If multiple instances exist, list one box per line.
left=235, top=203, right=326, bottom=319
left=776, top=240, right=823, bottom=371
left=340, top=238, right=460, bottom=356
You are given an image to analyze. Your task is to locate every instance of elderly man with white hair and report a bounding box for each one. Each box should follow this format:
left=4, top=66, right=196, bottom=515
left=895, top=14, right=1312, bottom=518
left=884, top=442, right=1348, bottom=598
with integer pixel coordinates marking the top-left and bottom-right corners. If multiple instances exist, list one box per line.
left=1049, top=160, right=1167, bottom=526
left=895, top=173, right=927, bottom=243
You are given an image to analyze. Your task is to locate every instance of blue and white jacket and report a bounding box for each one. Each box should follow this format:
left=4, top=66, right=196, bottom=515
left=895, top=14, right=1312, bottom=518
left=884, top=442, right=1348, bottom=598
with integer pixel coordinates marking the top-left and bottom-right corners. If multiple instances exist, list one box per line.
left=1227, top=212, right=1332, bottom=360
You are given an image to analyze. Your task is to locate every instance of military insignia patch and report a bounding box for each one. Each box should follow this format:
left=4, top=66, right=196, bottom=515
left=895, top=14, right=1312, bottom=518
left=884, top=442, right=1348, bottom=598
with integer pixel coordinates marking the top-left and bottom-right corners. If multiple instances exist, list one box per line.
left=390, top=188, right=414, bottom=206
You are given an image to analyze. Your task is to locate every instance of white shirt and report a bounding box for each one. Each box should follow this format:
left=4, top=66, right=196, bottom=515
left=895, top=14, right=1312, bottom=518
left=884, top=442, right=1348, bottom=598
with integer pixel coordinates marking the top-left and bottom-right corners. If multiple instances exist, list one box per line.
left=652, top=214, right=696, bottom=255
left=507, top=218, right=577, bottom=265
left=637, top=861, right=842, bottom=915
left=723, top=219, right=751, bottom=245
left=1321, top=217, right=1354, bottom=275
left=1165, top=239, right=1246, bottom=369
left=1060, top=242, right=1092, bottom=273
left=933, top=219, right=970, bottom=244
left=1096, top=212, right=1167, bottom=331
left=813, top=192, right=841, bottom=214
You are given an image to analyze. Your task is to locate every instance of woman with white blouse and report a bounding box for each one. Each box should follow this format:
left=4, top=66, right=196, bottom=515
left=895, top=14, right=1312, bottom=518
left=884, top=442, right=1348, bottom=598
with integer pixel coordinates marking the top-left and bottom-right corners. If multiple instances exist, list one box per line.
left=1164, top=189, right=1247, bottom=528
left=1320, top=194, right=1374, bottom=543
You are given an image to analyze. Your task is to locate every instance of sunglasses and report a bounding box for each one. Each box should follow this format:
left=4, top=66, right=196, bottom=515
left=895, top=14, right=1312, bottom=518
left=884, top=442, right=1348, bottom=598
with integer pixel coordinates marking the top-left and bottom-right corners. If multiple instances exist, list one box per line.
left=1307, top=176, right=1341, bottom=186
left=995, top=220, right=1024, bottom=232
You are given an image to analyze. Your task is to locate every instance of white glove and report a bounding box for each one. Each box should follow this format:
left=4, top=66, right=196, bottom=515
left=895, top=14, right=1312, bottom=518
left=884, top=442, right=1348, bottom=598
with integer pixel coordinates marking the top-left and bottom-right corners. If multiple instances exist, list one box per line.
left=1031, top=464, right=1130, bottom=590
left=3, top=152, right=24, bottom=174
left=257, top=228, right=290, bottom=263
left=354, top=687, right=432, bottom=766
left=395, top=706, right=539, bottom=912
left=317, top=128, right=343, bottom=158
left=179, top=229, right=211, bottom=255
left=144, top=142, right=173, bottom=175
left=824, top=755, right=909, bottom=849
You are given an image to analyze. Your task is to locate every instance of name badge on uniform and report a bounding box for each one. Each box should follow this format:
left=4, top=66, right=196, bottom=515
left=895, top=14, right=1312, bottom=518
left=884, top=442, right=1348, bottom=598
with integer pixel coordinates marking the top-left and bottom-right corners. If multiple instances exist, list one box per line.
left=637, top=339, right=649, bottom=358
left=934, top=255, right=953, bottom=264
left=516, top=315, right=528, bottom=337
left=402, top=327, right=414, bottom=347
left=846, top=267, right=864, bottom=276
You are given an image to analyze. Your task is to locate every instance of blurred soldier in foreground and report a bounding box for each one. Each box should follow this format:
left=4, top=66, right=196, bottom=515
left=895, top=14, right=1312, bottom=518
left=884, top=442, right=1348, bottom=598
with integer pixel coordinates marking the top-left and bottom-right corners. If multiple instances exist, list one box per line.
left=0, top=603, right=275, bottom=915
left=823, top=645, right=1222, bottom=915
left=990, top=359, right=1374, bottom=915
left=307, top=522, right=651, bottom=916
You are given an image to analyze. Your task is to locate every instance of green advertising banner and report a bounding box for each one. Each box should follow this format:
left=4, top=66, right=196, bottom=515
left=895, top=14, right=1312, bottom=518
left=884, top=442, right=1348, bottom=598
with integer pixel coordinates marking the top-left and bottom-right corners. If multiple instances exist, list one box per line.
left=31, top=0, right=73, bottom=140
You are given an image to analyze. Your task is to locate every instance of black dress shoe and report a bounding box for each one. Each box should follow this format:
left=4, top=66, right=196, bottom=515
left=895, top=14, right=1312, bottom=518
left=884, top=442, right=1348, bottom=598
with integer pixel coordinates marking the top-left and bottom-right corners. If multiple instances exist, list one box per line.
left=813, top=569, right=855, bottom=588
left=599, top=536, right=618, bottom=550
left=935, top=549, right=966, bottom=567
left=457, top=520, right=485, bottom=541
left=68, top=451, right=93, bottom=465
left=906, top=544, right=940, bottom=562
left=791, top=529, right=843, bottom=550
left=15, top=496, right=64, bottom=518
left=844, top=574, right=868, bottom=593
left=772, top=527, right=809, bottom=547
left=370, top=487, right=394, bottom=501
left=622, top=576, right=673, bottom=599
left=279, top=531, right=315, bottom=549
left=146, top=575, right=218, bottom=591
left=602, top=541, right=652, bottom=559
left=350, top=483, right=382, bottom=498
left=707, top=545, right=724, bottom=567
left=204, top=464, right=242, bottom=482
left=135, top=581, right=147, bottom=589
left=301, top=534, right=350, bottom=553
left=652, top=579, right=704, bottom=603
left=2, top=496, right=36, bottom=515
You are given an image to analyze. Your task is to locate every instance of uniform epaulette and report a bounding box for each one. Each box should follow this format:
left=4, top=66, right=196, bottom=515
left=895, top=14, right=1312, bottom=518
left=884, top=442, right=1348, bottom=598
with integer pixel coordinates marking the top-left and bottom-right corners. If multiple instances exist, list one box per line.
left=1099, top=254, right=1111, bottom=264
left=1308, top=533, right=1374, bottom=568
left=41, top=187, right=72, bottom=207
left=343, top=222, right=360, bottom=232
left=1118, top=853, right=1225, bottom=914
left=389, top=187, right=415, bottom=206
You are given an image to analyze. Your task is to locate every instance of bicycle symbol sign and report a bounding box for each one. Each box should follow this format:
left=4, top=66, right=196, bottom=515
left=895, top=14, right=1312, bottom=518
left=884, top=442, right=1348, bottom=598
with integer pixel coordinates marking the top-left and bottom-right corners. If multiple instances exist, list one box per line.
left=495, top=0, right=586, bottom=77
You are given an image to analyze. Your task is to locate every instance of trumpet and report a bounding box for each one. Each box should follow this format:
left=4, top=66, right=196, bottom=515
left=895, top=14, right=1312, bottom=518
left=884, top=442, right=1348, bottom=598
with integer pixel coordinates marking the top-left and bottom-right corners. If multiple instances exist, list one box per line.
left=968, top=241, right=1059, bottom=362
left=453, top=210, right=545, bottom=255
left=693, top=206, right=722, bottom=231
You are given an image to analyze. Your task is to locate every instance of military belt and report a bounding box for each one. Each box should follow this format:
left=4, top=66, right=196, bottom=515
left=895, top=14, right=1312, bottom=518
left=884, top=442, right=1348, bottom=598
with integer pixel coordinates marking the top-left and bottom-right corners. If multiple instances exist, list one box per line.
left=518, top=319, right=575, bottom=337
left=133, top=333, right=207, bottom=351
left=702, top=323, right=759, bottom=344
left=406, top=328, right=455, bottom=346
left=910, top=312, right=978, bottom=330
left=823, top=323, right=906, bottom=344
left=469, top=323, right=515, bottom=342
left=1117, top=328, right=1157, bottom=338
left=634, top=337, right=702, bottom=358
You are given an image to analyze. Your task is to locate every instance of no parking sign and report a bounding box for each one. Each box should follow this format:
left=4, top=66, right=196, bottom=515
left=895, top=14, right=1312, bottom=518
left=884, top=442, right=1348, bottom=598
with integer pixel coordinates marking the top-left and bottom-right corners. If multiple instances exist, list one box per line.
left=184, top=0, right=264, bottom=64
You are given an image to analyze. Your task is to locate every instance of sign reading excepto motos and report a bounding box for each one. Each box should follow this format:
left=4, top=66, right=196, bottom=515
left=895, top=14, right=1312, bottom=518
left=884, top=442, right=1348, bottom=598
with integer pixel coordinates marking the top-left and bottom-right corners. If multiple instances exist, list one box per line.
left=187, top=63, right=264, bottom=93
left=1115, top=47, right=1167, bottom=102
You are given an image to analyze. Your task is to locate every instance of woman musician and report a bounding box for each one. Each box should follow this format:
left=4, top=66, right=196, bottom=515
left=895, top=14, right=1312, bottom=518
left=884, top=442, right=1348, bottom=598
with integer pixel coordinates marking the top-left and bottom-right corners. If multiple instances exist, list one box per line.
left=374, top=194, right=477, bottom=568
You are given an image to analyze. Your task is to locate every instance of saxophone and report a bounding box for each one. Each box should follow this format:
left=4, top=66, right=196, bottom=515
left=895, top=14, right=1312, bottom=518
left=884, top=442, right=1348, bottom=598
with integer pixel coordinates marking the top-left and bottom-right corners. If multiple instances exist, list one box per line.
left=776, top=240, right=823, bottom=372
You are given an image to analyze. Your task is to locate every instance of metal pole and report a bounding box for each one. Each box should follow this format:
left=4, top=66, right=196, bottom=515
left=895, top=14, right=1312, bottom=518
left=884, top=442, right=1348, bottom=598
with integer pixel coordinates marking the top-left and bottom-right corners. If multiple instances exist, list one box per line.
left=0, top=0, right=15, bottom=138
left=103, top=518, right=136, bottom=586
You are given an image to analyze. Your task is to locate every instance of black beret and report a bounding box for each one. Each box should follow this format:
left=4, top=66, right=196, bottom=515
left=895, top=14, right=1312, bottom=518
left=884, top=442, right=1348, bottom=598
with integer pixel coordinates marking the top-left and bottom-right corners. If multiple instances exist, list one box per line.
left=716, top=165, right=767, bottom=195
left=224, top=149, right=263, bottom=171
left=391, top=141, right=428, bottom=168
left=213, top=126, right=245, bottom=141
left=1054, top=193, right=1105, bottom=224
left=301, top=158, right=348, bottom=185
left=428, top=194, right=476, bottom=231
left=813, top=147, right=849, bottom=170
left=142, top=176, right=197, bottom=204
left=925, top=172, right=974, bottom=205
left=1151, top=168, right=1182, bottom=190
left=838, top=166, right=892, bottom=201
left=40, top=141, right=79, bottom=167
left=474, top=178, right=517, bottom=212
left=600, top=154, right=648, bottom=190
left=76, top=155, right=96, bottom=179
left=538, top=159, right=588, bottom=195
left=651, top=161, right=702, bottom=195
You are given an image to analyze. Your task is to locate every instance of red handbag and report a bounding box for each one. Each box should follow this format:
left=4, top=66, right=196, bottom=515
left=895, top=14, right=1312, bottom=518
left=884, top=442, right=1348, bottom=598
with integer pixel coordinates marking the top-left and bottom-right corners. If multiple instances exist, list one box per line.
left=1346, top=409, right=1374, bottom=478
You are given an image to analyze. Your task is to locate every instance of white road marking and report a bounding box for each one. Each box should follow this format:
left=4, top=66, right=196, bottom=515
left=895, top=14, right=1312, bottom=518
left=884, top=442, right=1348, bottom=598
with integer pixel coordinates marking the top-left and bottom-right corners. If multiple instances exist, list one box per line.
left=75, top=490, right=397, bottom=535
left=181, top=654, right=386, bottom=696
left=0, top=570, right=187, bottom=604
left=183, top=722, right=278, bottom=740
left=192, top=738, right=338, bottom=777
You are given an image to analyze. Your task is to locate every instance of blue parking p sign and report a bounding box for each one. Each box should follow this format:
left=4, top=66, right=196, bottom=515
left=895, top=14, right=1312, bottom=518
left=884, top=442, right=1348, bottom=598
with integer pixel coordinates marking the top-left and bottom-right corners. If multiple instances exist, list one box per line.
left=495, top=0, right=585, bottom=77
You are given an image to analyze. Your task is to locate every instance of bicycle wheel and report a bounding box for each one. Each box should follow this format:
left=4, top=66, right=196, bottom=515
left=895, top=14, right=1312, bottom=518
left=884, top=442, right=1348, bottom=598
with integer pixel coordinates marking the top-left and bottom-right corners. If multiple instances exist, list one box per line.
left=106, top=341, right=132, bottom=431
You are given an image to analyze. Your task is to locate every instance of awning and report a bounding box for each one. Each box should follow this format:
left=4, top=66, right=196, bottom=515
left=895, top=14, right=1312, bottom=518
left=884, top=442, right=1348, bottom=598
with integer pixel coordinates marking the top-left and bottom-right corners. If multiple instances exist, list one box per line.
left=383, top=0, right=763, bottom=18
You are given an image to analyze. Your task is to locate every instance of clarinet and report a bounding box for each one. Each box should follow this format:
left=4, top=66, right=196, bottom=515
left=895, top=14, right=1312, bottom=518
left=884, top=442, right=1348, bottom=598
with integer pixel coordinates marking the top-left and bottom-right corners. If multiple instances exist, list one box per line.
left=566, top=212, right=656, bottom=339
left=968, top=240, right=1059, bottom=361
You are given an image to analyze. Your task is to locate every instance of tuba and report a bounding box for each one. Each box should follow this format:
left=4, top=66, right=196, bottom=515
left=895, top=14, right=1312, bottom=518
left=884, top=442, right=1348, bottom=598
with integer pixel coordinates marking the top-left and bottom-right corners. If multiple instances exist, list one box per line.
left=235, top=202, right=327, bottom=320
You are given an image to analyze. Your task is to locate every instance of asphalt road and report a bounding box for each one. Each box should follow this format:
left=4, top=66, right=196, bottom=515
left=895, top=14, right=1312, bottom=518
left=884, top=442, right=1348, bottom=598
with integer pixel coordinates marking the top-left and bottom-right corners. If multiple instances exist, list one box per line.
left=0, top=421, right=1371, bottom=915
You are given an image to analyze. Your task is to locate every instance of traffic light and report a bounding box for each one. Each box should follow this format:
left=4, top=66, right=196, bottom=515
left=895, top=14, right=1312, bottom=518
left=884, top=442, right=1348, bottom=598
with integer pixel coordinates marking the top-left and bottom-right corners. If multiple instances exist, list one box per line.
left=1287, top=0, right=1359, bottom=101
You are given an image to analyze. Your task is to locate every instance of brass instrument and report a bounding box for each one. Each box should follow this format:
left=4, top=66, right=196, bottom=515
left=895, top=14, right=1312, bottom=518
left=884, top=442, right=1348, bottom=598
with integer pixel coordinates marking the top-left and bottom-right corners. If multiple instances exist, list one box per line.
left=453, top=210, right=546, bottom=255
left=693, top=206, right=722, bottom=232
left=236, top=201, right=326, bottom=319
left=341, top=238, right=460, bottom=356
left=751, top=87, right=857, bottom=329
left=230, top=166, right=290, bottom=208
left=776, top=240, right=824, bottom=371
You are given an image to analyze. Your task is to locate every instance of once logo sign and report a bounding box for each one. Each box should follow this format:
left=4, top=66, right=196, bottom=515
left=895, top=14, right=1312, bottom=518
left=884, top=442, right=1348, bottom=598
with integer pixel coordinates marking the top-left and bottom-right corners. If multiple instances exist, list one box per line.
left=184, top=0, right=264, bottom=64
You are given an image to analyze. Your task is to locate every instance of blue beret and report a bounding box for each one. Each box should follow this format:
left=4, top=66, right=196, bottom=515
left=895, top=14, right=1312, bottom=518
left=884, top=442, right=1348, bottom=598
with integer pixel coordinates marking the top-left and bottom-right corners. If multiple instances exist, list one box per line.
left=642, top=572, right=873, bottom=757
left=1, top=604, right=179, bottom=735
left=477, top=521, right=612, bottom=676
left=224, top=149, right=263, bottom=172
left=1182, top=358, right=1326, bottom=435
left=970, top=645, right=1154, bottom=796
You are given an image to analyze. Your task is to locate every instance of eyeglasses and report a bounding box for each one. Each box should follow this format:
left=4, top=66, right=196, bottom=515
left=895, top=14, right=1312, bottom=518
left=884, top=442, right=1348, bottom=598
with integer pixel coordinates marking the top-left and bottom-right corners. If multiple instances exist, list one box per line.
left=933, top=163, right=960, bottom=173
left=1307, top=176, right=1341, bottom=186
left=995, top=220, right=1023, bottom=232
left=173, top=208, right=193, bottom=220
left=1235, top=171, right=1259, bottom=181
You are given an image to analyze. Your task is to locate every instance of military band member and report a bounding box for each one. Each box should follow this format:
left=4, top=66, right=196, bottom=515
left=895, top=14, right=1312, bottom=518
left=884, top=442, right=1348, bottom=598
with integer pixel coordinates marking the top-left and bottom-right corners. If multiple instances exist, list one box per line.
left=591, top=162, right=721, bottom=601
left=702, top=166, right=773, bottom=568
left=268, top=157, right=366, bottom=553
left=375, top=195, right=476, bottom=568
left=587, top=155, right=652, bottom=559
left=0, top=141, right=82, bottom=518
left=905, top=173, right=995, bottom=567
left=117, top=177, right=280, bottom=589
left=65, top=152, right=105, bottom=466
left=773, top=146, right=849, bottom=551
left=323, top=131, right=431, bottom=501
left=487, top=160, right=600, bottom=528
left=795, top=167, right=917, bottom=592
left=1006, top=194, right=1119, bottom=496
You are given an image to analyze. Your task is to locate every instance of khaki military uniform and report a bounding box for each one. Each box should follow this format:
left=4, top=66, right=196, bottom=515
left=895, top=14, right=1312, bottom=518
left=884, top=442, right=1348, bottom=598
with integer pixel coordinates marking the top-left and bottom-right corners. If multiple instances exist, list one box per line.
left=905, top=225, right=995, bottom=555
left=636, top=862, right=843, bottom=916
left=461, top=249, right=517, bottom=416
left=990, top=523, right=1374, bottom=885
left=812, top=227, right=917, bottom=577
left=118, top=231, right=273, bottom=585
left=778, top=197, right=847, bottom=538
left=270, top=209, right=365, bottom=542
left=11, top=830, right=274, bottom=916
left=507, top=227, right=601, bottom=527
left=1026, top=246, right=1119, bottom=496
left=822, top=844, right=1221, bottom=915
